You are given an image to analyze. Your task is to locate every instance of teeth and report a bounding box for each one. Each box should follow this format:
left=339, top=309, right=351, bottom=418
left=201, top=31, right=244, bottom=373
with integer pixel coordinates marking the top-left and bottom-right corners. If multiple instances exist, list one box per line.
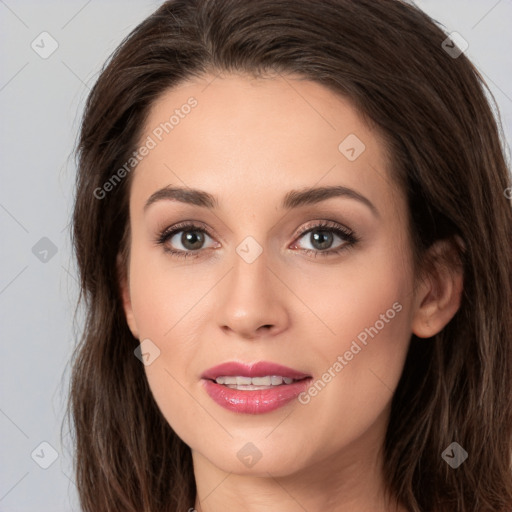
left=252, top=376, right=272, bottom=386
left=214, top=375, right=297, bottom=387
left=271, top=375, right=282, bottom=385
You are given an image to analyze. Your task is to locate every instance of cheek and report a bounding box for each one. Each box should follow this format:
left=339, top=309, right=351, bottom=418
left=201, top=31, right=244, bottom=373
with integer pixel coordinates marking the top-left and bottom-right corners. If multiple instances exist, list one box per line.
left=129, top=261, right=205, bottom=382
left=127, top=245, right=214, bottom=444
left=289, top=243, right=413, bottom=440
left=143, top=362, right=209, bottom=450
left=294, top=240, right=413, bottom=360
left=128, top=240, right=206, bottom=340
left=298, top=270, right=411, bottom=407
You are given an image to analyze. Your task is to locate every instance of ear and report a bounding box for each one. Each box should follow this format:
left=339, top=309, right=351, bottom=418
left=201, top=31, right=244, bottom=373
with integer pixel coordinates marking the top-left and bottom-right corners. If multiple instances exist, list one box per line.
left=411, top=237, right=464, bottom=338
left=117, top=252, right=140, bottom=339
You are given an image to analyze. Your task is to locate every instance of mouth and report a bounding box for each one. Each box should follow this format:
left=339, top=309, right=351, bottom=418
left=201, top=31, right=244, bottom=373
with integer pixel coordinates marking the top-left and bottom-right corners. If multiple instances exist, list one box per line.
left=213, top=375, right=304, bottom=390
left=201, top=361, right=312, bottom=414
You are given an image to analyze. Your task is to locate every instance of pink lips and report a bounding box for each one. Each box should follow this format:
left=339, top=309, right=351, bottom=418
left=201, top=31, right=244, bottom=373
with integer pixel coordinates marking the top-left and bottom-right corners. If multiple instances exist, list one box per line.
left=201, top=361, right=311, bottom=414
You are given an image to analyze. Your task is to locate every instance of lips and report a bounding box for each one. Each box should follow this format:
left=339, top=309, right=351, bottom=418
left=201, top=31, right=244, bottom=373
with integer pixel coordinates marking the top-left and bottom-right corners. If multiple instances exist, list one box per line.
left=201, top=361, right=312, bottom=414
left=201, top=361, right=310, bottom=381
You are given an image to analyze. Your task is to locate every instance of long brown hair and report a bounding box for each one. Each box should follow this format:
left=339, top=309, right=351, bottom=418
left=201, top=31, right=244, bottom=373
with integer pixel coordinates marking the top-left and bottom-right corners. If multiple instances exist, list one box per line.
left=67, top=0, right=512, bottom=510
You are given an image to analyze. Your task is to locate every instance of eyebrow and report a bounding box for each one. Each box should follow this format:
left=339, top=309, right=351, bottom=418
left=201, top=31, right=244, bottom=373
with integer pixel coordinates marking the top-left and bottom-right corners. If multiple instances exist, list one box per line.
left=144, top=185, right=379, bottom=217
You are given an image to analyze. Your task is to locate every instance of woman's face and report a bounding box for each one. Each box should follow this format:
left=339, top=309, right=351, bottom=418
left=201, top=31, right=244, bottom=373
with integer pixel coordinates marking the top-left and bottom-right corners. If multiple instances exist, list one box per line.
left=121, top=72, right=418, bottom=478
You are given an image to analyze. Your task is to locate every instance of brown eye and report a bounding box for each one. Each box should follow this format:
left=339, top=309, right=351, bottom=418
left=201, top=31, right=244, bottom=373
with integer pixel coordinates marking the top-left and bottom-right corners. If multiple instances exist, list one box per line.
left=174, top=230, right=206, bottom=251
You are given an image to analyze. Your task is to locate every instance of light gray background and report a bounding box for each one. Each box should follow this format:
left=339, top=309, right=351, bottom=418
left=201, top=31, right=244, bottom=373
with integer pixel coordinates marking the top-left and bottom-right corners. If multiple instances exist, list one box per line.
left=1, top=1, right=511, bottom=510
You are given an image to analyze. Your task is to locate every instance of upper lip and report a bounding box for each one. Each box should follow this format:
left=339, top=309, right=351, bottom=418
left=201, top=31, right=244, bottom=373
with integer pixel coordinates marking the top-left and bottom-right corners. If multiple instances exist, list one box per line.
left=201, top=361, right=311, bottom=381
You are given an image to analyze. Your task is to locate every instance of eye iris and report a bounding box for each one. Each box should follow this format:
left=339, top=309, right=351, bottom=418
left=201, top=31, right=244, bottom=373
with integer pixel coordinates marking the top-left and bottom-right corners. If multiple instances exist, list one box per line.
left=182, top=231, right=204, bottom=250
left=311, top=230, right=333, bottom=250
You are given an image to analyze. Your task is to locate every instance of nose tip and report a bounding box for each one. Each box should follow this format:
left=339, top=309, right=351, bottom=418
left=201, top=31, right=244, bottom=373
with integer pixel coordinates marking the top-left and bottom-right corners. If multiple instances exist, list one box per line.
left=216, top=259, right=289, bottom=340
left=221, top=320, right=276, bottom=340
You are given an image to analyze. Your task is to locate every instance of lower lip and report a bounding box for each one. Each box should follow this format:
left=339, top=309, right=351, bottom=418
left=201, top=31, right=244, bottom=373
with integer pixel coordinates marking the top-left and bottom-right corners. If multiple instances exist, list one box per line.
left=202, top=378, right=311, bottom=414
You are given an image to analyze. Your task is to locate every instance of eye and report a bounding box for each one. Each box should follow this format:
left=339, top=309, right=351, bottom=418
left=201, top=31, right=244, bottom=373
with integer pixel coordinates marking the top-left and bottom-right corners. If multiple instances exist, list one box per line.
left=156, top=221, right=218, bottom=259
left=291, top=220, right=358, bottom=257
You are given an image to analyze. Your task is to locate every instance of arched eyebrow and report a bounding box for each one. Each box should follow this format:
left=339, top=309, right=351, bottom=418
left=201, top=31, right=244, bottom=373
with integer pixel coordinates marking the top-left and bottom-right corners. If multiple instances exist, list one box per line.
left=144, top=185, right=379, bottom=217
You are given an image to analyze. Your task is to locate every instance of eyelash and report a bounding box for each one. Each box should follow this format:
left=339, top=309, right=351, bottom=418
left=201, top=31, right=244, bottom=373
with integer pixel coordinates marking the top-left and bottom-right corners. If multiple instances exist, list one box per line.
left=155, top=220, right=359, bottom=260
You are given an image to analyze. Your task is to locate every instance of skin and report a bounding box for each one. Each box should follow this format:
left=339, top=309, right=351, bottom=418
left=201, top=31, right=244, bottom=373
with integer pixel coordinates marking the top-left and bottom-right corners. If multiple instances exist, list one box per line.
left=119, top=72, right=463, bottom=512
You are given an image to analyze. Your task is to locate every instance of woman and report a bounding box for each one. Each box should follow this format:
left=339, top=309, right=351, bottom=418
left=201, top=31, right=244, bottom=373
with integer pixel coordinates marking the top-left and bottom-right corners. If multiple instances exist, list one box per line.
left=67, top=0, right=512, bottom=510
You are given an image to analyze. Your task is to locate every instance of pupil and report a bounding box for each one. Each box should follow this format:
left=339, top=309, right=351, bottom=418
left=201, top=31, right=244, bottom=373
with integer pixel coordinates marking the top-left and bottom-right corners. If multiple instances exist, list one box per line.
left=182, top=231, right=204, bottom=250
left=312, top=231, right=332, bottom=250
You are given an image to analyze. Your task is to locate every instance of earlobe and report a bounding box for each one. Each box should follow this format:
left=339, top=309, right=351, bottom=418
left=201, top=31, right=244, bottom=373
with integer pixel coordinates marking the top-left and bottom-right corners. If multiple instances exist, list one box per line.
left=411, top=238, right=464, bottom=339
left=116, top=253, right=140, bottom=339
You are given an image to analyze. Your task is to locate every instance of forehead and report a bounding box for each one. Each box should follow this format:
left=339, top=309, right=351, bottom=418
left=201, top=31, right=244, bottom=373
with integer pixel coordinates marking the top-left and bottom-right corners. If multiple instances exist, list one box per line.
left=130, top=72, right=400, bottom=216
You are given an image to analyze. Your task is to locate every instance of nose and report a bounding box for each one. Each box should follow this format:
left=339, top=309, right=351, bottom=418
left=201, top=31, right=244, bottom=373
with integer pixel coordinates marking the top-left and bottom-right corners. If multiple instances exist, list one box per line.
left=215, top=249, right=290, bottom=340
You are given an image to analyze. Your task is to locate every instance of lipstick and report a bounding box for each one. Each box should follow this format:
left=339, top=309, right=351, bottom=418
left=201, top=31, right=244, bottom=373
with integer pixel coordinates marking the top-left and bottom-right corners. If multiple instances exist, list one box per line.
left=201, top=361, right=311, bottom=414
